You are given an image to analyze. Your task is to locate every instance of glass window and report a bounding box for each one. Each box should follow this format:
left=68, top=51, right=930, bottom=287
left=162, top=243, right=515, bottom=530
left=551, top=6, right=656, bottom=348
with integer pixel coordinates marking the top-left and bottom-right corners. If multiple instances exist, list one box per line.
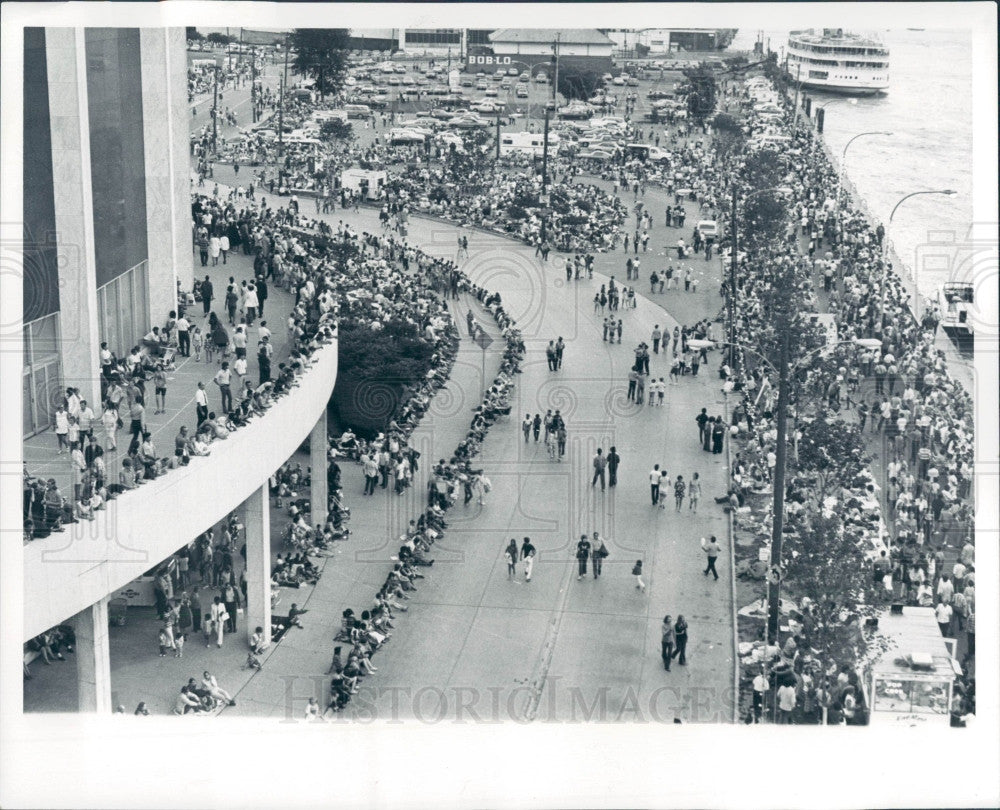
left=30, top=314, right=59, bottom=360
left=97, top=260, right=149, bottom=359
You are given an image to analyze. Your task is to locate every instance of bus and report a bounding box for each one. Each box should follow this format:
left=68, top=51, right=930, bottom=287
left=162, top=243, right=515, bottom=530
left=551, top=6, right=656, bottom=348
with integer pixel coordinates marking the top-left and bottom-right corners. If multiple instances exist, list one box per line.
left=499, top=131, right=560, bottom=158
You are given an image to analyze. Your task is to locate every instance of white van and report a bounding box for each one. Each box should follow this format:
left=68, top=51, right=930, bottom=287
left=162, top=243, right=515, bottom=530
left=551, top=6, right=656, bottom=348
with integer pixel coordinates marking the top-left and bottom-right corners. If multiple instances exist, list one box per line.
left=344, top=104, right=372, bottom=119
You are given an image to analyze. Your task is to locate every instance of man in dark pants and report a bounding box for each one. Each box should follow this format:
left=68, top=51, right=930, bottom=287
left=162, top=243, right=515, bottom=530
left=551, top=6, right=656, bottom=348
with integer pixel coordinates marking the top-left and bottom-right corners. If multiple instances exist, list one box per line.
left=607, top=446, right=621, bottom=487
left=546, top=342, right=557, bottom=371
left=590, top=532, right=605, bottom=579
left=195, top=382, right=209, bottom=426
left=649, top=464, right=661, bottom=505
left=575, top=535, right=591, bottom=581
left=661, top=615, right=675, bottom=671
left=201, top=276, right=214, bottom=316
left=702, top=535, right=720, bottom=580
left=255, top=277, right=268, bottom=316
left=696, top=408, right=709, bottom=445
left=591, top=449, right=607, bottom=491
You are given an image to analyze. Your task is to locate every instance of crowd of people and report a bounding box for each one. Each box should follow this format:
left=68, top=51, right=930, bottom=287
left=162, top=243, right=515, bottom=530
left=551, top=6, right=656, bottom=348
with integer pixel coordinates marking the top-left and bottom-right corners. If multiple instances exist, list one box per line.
left=711, top=73, right=976, bottom=723
left=318, top=281, right=524, bottom=718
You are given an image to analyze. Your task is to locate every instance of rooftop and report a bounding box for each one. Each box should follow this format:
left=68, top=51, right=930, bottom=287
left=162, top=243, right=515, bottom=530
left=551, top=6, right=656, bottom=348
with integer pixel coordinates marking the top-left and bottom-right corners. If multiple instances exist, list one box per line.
left=489, top=29, right=613, bottom=46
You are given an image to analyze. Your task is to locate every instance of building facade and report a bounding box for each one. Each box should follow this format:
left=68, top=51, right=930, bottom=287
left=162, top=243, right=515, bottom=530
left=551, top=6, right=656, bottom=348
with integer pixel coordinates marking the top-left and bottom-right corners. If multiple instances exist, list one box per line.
left=22, top=28, right=191, bottom=437
left=486, top=29, right=613, bottom=79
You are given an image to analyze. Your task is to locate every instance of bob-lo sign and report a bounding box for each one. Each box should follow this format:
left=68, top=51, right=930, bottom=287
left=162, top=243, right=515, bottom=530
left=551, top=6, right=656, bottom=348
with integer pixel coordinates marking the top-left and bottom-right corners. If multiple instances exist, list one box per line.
left=467, top=55, right=513, bottom=66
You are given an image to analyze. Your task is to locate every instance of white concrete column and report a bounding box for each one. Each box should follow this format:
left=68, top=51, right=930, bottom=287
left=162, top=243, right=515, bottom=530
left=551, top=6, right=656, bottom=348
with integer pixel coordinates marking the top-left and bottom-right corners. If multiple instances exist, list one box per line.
left=310, top=415, right=328, bottom=526
left=241, top=484, right=271, bottom=646
left=74, top=596, right=112, bottom=713
left=140, top=28, right=191, bottom=319
left=46, top=28, right=101, bottom=407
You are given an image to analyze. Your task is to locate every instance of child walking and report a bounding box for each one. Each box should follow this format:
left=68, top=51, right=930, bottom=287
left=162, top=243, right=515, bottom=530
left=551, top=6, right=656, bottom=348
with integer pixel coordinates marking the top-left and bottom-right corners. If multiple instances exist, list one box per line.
left=505, top=539, right=518, bottom=581
left=192, top=326, right=204, bottom=362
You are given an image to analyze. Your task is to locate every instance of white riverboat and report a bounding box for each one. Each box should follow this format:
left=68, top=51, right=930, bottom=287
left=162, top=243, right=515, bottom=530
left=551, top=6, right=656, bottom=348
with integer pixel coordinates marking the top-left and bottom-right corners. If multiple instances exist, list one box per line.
left=786, top=28, right=889, bottom=95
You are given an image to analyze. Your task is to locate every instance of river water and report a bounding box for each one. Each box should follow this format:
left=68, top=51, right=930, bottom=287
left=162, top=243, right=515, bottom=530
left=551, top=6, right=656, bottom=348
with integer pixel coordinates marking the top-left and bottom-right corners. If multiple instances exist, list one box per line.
left=728, top=28, right=974, bottom=303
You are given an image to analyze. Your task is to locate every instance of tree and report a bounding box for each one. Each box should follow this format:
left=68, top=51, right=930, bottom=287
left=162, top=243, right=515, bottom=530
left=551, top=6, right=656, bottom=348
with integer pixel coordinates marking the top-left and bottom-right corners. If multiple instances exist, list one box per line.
left=781, top=513, right=885, bottom=694
left=206, top=32, right=235, bottom=46
left=330, top=317, right=437, bottom=437
left=290, top=28, right=351, bottom=99
left=320, top=119, right=354, bottom=142
left=741, top=191, right=788, bottom=249
left=557, top=65, right=601, bottom=102
left=681, top=64, right=717, bottom=121
left=635, top=43, right=650, bottom=58
left=795, top=415, right=870, bottom=505
left=712, top=112, right=745, bottom=164
left=186, top=27, right=204, bottom=42
left=742, top=148, right=786, bottom=192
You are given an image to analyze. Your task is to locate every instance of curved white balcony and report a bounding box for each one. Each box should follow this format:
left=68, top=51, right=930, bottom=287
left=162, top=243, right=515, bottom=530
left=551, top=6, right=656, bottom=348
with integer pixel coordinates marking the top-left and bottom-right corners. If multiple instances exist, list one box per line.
left=22, top=339, right=338, bottom=640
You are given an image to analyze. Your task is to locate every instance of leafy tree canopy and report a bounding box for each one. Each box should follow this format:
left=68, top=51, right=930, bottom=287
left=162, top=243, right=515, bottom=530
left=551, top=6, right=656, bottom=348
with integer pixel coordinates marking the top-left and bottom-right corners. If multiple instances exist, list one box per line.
left=290, top=28, right=351, bottom=98
left=557, top=65, right=601, bottom=102
left=320, top=119, right=354, bottom=142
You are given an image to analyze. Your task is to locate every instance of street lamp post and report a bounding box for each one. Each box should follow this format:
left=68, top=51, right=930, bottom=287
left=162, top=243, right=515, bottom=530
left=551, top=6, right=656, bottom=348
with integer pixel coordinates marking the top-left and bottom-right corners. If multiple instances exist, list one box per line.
left=836, top=131, right=892, bottom=212
left=540, top=108, right=550, bottom=245
left=880, top=189, right=957, bottom=327
left=212, top=64, right=219, bottom=153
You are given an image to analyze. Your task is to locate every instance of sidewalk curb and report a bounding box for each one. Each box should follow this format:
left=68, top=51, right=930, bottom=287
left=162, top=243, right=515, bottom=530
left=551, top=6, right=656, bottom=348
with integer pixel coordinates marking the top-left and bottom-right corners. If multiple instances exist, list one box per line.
left=724, top=391, right=739, bottom=724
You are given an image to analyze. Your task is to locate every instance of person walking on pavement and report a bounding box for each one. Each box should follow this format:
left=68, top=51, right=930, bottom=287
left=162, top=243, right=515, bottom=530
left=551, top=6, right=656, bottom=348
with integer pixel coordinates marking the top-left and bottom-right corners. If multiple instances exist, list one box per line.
left=674, top=475, right=686, bottom=512
left=671, top=616, right=688, bottom=665
left=649, top=464, right=661, bottom=505
left=522, top=414, right=532, bottom=443
left=467, top=310, right=475, bottom=337
left=591, top=448, right=607, bottom=491
left=555, top=337, right=565, bottom=369
left=521, top=537, right=536, bottom=582
left=575, top=534, right=591, bottom=580
left=688, top=472, right=701, bottom=512
left=633, top=560, right=646, bottom=592
left=651, top=325, right=662, bottom=354
left=505, top=539, right=519, bottom=581
left=607, top=446, right=621, bottom=487
left=702, top=535, right=721, bottom=580
left=712, top=417, right=726, bottom=454
left=661, top=614, right=676, bottom=670
left=696, top=408, right=709, bottom=446
left=532, top=413, right=542, bottom=442
left=200, top=275, right=214, bottom=316
left=658, top=470, right=671, bottom=510
left=591, top=532, right=606, bottom=579
left=546, top=341, right=557, bottom=371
